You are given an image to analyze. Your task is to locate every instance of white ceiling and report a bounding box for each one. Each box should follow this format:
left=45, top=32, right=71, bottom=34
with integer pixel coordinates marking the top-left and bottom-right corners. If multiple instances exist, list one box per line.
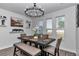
left=0, top=3, right=76, bottom=16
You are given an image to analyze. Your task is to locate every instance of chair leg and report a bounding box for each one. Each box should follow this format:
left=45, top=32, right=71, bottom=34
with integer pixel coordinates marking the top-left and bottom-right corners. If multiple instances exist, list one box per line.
left=48, top=53, right=49, bottom=56
left=29, top=42, right=32, bottom=46
left=55, top=48, right=60, bottom=56
left=35, top=44, right=38, bottom=48
left=13, top=46, right=16, bottom=56
left=56, top=48, right=59, bottom=56
left=58, top=51, right=59, bottom=56
left=44, top=51, right=48, bottom=56
left=54, top=49, right=56, bottom=56
left=20, top=50, right=23, bottom=55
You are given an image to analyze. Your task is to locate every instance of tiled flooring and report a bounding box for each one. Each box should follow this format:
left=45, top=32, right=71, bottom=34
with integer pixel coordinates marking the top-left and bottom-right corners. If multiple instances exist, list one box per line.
left=0, top=47, right=76, bottom=56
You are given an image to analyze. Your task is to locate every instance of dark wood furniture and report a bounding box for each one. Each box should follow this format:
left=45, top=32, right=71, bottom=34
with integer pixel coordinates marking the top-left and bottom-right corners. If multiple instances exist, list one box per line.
left=18, top=36, right=55, bottom=47
left=43, top=37, right=62, bottom=56
left=18, top=36, right=55, bottom=56
left=20, top=35, right=34, bottom=45
left=11, top=17, right=23, bottom=27
left=20, top=34, right=26, bottom=38
left=38, top=34, right=49, bottom=39
left=13, top=42, right=41, bottom=56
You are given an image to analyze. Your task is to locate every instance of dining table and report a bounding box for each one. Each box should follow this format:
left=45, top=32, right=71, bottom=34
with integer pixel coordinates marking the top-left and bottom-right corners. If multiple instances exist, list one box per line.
left=18, top=36, right=56, bottom=56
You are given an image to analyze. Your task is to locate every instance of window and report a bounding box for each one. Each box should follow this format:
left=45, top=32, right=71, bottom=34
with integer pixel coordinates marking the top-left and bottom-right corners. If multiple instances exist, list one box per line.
left=46, top=20, right=52, bottom=29
left=46, top=19, right=52, bottom=35
left=56, top=16, right=65, bottom=39
left=56, top=16, right=64, bottom=30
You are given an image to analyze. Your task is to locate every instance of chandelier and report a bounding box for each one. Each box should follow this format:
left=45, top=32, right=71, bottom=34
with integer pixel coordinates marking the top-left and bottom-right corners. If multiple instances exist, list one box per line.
left=24, top=3, right=44, bottom=17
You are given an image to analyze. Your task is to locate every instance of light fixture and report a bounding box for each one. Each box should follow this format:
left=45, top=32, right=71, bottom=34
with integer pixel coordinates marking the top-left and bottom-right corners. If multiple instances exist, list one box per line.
left=24, top=3, right=44, bottom=17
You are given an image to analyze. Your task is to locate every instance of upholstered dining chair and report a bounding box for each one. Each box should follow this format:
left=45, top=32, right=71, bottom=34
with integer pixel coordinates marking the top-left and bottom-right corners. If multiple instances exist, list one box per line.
left=20, top=34, right=35, bottom=46
left=20, top=34, right=27, bottom=43
left=43, top=37, right=62, bottom=56
left=38, top=34, right=49, bottom=39
left=20, top=34, right=26, bottom=37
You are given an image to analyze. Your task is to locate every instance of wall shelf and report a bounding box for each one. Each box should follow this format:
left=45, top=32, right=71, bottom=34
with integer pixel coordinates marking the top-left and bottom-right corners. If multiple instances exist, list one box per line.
left=10, top=32, right=24, bottom=33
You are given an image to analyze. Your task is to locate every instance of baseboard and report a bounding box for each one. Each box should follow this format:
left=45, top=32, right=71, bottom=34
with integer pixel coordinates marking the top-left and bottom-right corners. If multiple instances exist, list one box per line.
left=60, top=47, right=76, bottom=54
left=0, top=41, right=20, bottom=50
left=51, top=45, right=76, bottom=54
left=0, top=44, right=13, bottom=50
left=76, top=49, right=79, bottom=56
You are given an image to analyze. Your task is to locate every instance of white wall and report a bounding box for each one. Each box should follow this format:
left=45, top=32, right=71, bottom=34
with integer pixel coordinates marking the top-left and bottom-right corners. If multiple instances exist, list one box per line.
left=0, top=8, right=32, bottom=50
left=51, top=6, right=76, bottom=53
left=32, top=6, right=77, bottom=53
left=76, top=28, right=79, bottom=55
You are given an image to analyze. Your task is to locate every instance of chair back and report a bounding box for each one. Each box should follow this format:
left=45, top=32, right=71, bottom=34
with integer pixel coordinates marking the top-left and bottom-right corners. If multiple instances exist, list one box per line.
left=20, top=34, right=26, bottom=37
left=56, top=37, right=62, bottom=49
left=38, top=34, right=48, bottom=39
left=42, top=34, right=48, bottom=39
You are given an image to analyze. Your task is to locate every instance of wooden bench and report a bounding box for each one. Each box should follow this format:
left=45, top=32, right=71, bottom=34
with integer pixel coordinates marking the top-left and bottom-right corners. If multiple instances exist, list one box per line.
left=13, top=43, right=41, bottom=56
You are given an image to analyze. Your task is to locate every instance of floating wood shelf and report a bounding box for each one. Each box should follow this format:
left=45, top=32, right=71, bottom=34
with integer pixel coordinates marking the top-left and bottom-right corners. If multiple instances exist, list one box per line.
left=10, top=32, right=24, bottom=33
left=11, top=25, right=23, bottom=27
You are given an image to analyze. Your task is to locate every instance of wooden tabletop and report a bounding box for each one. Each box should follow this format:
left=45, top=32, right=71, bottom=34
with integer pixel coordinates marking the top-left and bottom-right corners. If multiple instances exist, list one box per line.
left=18, top=36, right=56, bottom=46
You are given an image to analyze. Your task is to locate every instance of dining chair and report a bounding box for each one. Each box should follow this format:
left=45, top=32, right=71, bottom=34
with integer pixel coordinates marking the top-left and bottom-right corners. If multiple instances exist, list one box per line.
left=13, top=42, right=41, bottom=56
left=43, top=37, right=62, bottom=56
left=20, top=34, right=26, bottom=37
left=38, top=34, right=48, bottom=39
left=20, top=34, right=27, bottom=43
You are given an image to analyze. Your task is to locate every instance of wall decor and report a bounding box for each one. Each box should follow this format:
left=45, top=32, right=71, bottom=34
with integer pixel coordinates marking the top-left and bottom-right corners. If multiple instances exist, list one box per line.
left=0, top=15, right=7, bottom=26
left=11, top=17, right=23, bottom=27
left=26, top=20, right=31, bottom=28
left=77, top=5, right=79, bottom=27
left=10, top=29, right=24, bottom=33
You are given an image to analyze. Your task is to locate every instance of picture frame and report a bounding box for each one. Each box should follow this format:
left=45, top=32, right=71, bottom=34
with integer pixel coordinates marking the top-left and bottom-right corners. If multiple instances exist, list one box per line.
left=11, top=17, right=23, bottom=27
left=0, top=15, right=7, bottom=27
left=26, top=20, right=31, bottom=28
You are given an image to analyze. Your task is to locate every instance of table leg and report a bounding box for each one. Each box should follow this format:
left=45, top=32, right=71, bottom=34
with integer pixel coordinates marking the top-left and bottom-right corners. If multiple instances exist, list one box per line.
left=29, top=42, right=32, bottom=46
left=40, top=46, right=45, bottom=56
left=35, top=43, right=38, bottom=48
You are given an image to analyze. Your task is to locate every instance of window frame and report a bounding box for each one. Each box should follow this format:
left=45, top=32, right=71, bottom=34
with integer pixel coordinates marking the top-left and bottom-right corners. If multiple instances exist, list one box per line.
left=56, top=15, right=65, bottom=39
left=46, top=18, right=53, bottom=34
left=56, top=15, right=65, bottom=30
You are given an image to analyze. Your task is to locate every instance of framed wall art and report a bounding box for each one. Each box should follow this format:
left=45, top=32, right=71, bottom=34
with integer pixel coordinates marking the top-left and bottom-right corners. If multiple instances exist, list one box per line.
left=26, top=20, right=31, bottom=28
left=0, top=15, right=7, bottom=27
left=11, top=17, right=23, bottom=27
